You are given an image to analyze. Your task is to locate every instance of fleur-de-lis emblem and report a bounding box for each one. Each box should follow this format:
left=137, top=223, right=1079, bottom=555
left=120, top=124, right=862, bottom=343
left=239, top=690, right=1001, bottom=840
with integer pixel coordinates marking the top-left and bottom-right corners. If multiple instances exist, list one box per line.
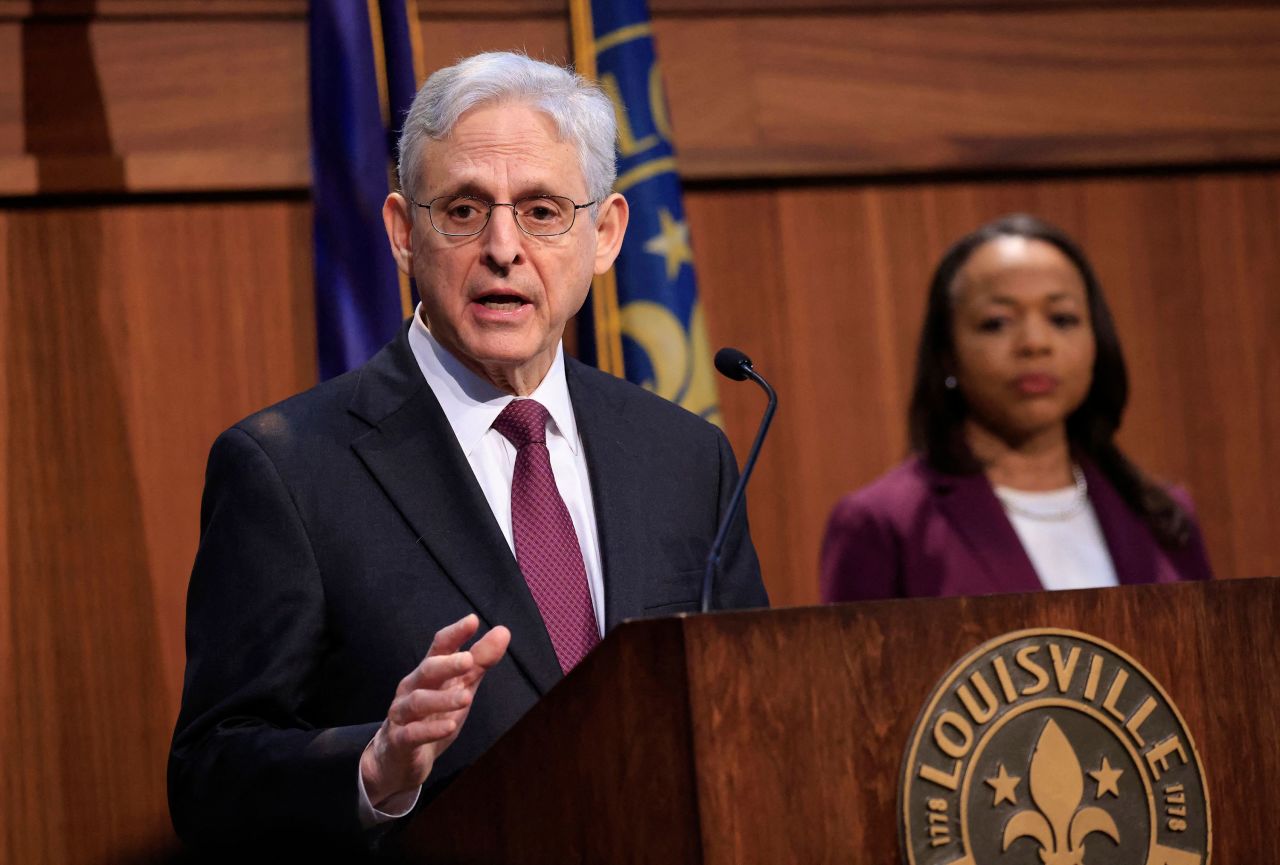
left=1002, top=719, right=1120, bottom=865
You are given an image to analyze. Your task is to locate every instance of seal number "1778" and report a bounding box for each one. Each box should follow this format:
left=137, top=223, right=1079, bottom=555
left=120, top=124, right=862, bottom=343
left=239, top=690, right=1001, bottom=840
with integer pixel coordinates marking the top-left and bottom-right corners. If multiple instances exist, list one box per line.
left=926, top=798, right=951, bottom=847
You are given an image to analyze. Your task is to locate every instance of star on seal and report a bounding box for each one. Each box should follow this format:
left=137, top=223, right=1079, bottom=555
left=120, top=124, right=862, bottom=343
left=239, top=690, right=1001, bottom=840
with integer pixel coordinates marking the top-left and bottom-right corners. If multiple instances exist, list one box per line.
left=985, top=763, right=1021, bottom=806
left=1089, top=756, right=1123, bottom=799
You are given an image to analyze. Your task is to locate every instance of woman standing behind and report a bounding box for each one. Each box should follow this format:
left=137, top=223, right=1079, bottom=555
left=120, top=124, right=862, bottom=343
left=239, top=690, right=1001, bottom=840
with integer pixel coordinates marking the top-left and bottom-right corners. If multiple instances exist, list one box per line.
left=821, top=214, right=1213, bottom=601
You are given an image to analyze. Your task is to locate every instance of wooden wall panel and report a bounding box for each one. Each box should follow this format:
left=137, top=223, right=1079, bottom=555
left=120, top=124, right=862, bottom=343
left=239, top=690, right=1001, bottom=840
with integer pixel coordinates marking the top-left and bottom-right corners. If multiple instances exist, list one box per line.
left=0, top=2, right=304, bottom=15
left=1, top=199, right=314, bottom=863
left=655, top=7, right=1280, bottom=178
left=0, top=24, right=19, bottom=154
left=0, top=0, right=1256, bottom=17
left=5, top=4, right=1280, bottom=193
left=692, top=170, right=1280, bottom=608
left=5, top=206, right=166, bottom=862
left=419, top=18, right=569, bottom=72
left=1, top=16, right=307, bottom=194
left=0, top=213, right=11, bottom=855
left=1168, top=178, right=1280, bottom=579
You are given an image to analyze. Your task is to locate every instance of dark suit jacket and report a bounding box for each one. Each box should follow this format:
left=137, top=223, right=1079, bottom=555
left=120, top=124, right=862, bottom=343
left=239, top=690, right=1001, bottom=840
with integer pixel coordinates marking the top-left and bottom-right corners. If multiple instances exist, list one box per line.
left=820, top=456, right=1213, bottom=601
left=168, top=326, right=767, bottom=852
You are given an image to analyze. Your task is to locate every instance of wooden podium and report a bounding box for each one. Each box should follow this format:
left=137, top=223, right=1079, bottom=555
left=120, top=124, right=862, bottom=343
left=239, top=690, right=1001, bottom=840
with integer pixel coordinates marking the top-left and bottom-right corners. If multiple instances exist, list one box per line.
left=396, top=577, right=1278, bottom=864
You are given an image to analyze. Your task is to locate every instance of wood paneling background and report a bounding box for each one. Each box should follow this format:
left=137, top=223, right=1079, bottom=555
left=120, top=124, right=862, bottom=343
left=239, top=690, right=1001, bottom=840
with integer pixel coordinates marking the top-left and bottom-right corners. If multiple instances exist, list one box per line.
left=1, top=200, right=314, bottom=863
left=5, top=5, right=1280, bottom=190
left=2, top=1, right=1277, bottom=860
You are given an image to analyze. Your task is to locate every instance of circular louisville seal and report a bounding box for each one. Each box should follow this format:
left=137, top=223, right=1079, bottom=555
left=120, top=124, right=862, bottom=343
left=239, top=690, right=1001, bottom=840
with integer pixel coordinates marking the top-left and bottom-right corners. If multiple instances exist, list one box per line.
left=900, top=629, right=1210, bottom=865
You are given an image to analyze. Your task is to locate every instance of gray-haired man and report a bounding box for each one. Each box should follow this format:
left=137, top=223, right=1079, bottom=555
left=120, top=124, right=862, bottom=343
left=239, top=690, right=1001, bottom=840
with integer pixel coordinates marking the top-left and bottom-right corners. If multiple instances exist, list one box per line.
left=169, top=52, right=766, bottom=855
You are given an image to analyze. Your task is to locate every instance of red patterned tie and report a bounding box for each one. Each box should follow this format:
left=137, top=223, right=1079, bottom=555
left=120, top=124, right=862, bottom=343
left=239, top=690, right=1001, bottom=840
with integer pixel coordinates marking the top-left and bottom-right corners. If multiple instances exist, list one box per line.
left=492, top=399, right=600, bottom=673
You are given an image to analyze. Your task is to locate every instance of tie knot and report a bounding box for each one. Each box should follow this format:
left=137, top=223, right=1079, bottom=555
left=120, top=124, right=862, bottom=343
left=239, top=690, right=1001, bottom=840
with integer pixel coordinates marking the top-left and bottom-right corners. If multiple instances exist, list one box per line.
left=493, top=399, right=550, bottom=449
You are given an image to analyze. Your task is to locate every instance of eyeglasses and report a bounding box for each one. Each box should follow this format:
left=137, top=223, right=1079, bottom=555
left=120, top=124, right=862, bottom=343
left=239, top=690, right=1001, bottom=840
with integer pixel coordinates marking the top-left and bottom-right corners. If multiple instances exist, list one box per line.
left=408, top=194, right=596, bottom=237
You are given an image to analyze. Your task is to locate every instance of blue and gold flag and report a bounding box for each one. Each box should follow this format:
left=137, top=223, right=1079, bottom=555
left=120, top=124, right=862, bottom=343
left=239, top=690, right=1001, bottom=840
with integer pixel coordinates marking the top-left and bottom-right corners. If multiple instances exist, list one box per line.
left=572, top=0, right=721, bottom=424
left=309, top=0, right=422, bottom=380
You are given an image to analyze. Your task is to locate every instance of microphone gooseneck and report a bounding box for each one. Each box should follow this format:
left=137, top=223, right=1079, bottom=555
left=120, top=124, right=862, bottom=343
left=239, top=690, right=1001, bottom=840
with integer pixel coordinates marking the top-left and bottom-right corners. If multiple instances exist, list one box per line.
left=701, top=348, right=778, bottom=613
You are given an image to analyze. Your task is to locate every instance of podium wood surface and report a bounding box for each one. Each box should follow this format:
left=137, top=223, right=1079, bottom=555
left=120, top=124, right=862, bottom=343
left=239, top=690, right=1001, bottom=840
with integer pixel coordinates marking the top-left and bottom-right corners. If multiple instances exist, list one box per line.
left=401, top=577, right=1277, bottom=863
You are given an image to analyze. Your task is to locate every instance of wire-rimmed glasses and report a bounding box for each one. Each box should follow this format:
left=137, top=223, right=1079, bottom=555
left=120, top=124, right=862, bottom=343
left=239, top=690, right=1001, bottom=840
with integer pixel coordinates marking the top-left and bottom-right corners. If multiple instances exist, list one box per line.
left=408, top=194, right=596, bottom=237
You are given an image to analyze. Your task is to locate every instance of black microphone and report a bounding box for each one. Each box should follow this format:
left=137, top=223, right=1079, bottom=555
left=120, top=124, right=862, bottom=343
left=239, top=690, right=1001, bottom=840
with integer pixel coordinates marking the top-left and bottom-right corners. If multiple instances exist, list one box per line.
left=714, top=347, right=753, bottom=381
left=701, top=348, right=778, bottom=613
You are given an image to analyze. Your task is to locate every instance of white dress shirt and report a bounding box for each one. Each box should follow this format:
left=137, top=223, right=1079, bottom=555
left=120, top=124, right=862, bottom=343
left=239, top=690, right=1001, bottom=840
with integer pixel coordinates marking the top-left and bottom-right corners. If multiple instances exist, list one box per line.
left=359, top=307, right=606, bottom=825
left=995, top=485, right=1120, bottom=591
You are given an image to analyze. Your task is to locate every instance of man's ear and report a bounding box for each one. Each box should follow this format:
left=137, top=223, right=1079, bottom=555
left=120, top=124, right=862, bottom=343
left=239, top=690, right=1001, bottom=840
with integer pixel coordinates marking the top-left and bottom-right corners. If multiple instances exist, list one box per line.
left=382, top=193, right=414, bottom=275
left=592, top=192, right=629, bottom=275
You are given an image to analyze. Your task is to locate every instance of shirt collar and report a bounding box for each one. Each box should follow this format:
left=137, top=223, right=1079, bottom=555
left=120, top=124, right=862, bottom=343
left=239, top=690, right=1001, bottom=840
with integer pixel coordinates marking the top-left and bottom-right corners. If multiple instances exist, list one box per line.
left=407, top=305, right=581, bottom=457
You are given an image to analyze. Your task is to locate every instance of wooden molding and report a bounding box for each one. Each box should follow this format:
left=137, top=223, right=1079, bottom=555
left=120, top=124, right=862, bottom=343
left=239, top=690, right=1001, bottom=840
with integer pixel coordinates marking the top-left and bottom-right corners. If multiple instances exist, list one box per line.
left=5, top=5, right=1280, bottom=195
left=0, top=1, right=305, bottom=19
left=0, top=0, right=1258, bottom=20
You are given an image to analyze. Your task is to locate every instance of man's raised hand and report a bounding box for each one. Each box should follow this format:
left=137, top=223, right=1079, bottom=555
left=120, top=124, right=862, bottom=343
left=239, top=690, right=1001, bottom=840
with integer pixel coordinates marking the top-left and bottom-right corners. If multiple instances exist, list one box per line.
left=359, top=613, right=510, bottom=808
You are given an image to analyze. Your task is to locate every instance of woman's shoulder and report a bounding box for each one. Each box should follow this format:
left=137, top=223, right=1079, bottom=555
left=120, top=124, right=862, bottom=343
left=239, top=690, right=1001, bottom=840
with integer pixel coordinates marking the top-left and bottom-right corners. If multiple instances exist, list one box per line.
left=828, top=456, right=938, bottom=527
left=821, top=456, right=947, bottom=601
left=1082, top=458, right=1204, bottom=528
left=1165, top=483, right=1199, bottom=519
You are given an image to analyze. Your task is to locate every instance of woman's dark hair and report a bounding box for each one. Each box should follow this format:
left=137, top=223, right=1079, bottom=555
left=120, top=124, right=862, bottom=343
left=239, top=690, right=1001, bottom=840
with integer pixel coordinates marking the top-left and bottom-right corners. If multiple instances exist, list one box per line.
left=907, top=213, right=1191, bottom=548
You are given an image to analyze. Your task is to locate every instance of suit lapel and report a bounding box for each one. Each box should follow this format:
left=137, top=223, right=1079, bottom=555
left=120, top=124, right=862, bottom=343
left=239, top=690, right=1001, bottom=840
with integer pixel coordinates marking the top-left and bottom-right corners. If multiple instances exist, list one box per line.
left=566, top=360, right=650, bottom=631
left=930, top=466, right=1042, bottom=594
left=1080, top=460, right=1159, bottom=586
left=346, top=330, right=563, bottom=696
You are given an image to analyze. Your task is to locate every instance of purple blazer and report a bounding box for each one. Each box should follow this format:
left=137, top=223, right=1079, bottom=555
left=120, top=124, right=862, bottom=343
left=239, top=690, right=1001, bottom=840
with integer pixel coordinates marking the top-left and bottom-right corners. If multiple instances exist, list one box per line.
left=820, top=456, right=1214, bottom=601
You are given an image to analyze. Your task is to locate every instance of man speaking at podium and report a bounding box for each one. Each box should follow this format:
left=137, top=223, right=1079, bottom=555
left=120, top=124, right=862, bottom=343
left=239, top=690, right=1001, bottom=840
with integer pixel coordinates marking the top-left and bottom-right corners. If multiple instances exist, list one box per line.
left=167, top=52, right=766, bottom=855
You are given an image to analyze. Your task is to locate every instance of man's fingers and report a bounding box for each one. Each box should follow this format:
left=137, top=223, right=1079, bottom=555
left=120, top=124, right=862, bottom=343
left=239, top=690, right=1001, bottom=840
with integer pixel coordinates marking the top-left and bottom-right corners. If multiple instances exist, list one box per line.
left=400, top=620, right=509, bottom=695
left=436, top=629, right=509, bottom=691
left=397, top=650, right=474, bottom=695
left=394, top=717, right=460, bottom=749
left=470, top=625, right=511, bottom=670
left=426, top=613, right=480, bottom=658
left=384, top=716, right=458, bottom=751
left=388, top=686, right=472, bottom=725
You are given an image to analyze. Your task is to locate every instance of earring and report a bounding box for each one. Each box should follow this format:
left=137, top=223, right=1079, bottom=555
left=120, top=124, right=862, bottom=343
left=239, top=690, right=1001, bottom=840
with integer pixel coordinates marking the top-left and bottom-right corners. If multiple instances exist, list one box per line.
left=944, top=375, right=958, bottom=390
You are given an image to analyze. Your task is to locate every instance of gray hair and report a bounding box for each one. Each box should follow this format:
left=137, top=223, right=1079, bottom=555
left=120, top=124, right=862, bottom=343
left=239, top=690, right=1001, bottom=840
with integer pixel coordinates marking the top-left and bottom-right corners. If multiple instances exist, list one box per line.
left=397, top=52, right=618, bottom=205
